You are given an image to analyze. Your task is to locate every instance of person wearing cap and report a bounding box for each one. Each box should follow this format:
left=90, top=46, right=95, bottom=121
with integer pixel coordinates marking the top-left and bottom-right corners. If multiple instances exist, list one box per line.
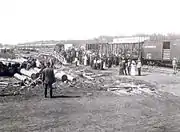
left=42, top=62, right=56, bottom=98
left=172, top=57, right=177, bottom=74
left=137, top=59, right=142, bottom=76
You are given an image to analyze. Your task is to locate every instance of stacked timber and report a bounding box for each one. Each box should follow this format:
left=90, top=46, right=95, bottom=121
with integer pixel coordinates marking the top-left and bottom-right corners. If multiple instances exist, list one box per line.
left=54, top=70, right=68, bottom=82
left=20, top=68, right=41, bottom=80
left=14, top=73, right=30, bottom=81
left=14, top=67, right=42, bottom=87
left=54, top=70, right=76, bottom=82
left=12, top=58, right=28, bottom=64
left=17, top=67, right=76, bottom=83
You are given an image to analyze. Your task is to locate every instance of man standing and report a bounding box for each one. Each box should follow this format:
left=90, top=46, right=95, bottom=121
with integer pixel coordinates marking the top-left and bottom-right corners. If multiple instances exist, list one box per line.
left=74, top=56, right=78, bottom=66
left=172, top=58, right=177, bottom=74
left=122, top=58, right=127, bottom=75
left=137, top=59, right=142, bottom=76
left=93, top=57, right=97, bottom=69
left=127, top=59, right=131, bottom=75
left=119, top=58, right=124, bottom=75
left=42, top=62, right=56, bottom=98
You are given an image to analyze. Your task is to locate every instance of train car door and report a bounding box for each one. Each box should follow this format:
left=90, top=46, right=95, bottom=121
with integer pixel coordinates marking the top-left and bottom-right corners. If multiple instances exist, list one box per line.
left=162, top=41, right=170, bottom=60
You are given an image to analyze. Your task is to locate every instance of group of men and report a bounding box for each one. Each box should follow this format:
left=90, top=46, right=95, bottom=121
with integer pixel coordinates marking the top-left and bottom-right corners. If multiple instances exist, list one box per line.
left=119, top=58, right=142, bottom=76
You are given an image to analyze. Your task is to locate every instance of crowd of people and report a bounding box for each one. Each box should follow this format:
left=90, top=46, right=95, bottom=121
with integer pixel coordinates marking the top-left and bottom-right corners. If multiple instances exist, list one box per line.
left=57, top=47, right=142, bottom=76
left=1, top=46, right=178, bottom=98
left=20, top=49, right=180, bottom=98
left=22, top=47, right=143, bottom=98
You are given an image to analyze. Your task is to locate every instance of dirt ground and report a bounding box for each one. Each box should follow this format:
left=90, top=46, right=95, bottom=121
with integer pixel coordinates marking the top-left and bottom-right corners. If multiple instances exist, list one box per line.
left=1, top=65, right=180, bottom=132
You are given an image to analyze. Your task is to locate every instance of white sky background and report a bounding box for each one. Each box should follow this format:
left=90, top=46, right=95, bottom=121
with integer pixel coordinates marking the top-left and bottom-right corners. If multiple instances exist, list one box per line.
left=0, top=0, right=180, bottom=44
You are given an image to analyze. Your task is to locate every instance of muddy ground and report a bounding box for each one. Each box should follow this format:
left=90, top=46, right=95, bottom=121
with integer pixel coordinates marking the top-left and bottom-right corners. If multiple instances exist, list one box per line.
left=1, top=65, right=180, bottom=132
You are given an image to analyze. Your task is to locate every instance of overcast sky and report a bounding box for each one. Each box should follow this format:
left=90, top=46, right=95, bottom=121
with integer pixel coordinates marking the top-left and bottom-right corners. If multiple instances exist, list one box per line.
left=0, top=0, right=180, bottom=44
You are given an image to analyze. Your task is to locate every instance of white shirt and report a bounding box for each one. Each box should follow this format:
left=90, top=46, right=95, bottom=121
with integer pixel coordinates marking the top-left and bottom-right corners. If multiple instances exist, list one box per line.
left=137, top=62, right=142, bottom=68
left=94, top=60, right=97, bottom=63
left=97, top=59, right=102, bottom=63
left=74, top=58, right=78, bottom=62
left=172, top=60, right=177, bottom=66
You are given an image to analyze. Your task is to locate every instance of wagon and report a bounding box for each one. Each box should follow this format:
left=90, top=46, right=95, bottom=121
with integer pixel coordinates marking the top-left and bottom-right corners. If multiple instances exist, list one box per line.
left=142, top=39, right=180, bottom=67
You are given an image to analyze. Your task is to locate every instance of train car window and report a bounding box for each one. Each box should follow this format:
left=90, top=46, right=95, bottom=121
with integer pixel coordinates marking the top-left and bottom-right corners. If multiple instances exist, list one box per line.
left=163, top=42, right=170, bottom=49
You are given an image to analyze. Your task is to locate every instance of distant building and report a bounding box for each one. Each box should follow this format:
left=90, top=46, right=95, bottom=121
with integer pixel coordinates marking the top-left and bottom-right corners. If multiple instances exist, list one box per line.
left=0, top=47, right=12, bottom=53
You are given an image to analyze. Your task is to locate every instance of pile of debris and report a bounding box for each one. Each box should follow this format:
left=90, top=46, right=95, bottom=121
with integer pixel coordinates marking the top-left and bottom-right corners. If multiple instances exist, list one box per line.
left=0, top=77, right=22, bottom=96
left=0, top=54, right=77, bottom=96
left=104, top=78, right=156, bottom=96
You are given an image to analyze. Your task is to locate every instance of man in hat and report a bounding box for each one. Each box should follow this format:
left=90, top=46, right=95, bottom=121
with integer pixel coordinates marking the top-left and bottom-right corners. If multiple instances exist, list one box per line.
left=42, top=62, right=56, bottom=98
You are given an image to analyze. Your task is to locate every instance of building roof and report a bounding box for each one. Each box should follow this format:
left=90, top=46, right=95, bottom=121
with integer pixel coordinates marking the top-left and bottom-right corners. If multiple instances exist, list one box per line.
left=86, top=39, right=109, bottom=44
left=111, top=37, right=150, bottom=44
left=0, top=47, right=11, bottom=50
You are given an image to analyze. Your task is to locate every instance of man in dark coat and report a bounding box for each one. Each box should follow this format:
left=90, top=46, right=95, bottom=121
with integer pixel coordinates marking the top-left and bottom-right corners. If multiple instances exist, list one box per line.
left=119, top=58, right=124, bottom=75
left=42, top=62, right=56, bottom=98
left=122, top=58, right=127, bottom=75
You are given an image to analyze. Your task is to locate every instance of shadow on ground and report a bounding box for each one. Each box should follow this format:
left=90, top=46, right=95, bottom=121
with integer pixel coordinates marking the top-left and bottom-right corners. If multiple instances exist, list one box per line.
left=52, top=95, right=81, bottom=98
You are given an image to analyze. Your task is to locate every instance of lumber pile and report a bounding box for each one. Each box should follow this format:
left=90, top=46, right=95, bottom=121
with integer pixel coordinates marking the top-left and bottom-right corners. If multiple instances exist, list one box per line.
left=20, top=68, right=40, bottom=80
left=54, top=70, right=76, bottom=82
left=0, top=55, right=78, bottom=96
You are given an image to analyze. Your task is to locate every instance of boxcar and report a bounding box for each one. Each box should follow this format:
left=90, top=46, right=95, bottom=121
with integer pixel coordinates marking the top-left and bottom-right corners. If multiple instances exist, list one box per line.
left=109, top=37, right=149, bottom=59
left=108, top=42, right=142, bottom=59
left=142, top=39, right=180, bottom=67
left=86, top=43, right=109, bottom=56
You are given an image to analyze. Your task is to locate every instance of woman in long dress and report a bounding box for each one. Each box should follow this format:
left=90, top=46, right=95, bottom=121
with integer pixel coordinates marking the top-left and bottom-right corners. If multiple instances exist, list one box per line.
left=172, top=57, right=177, bottom=74
left=84, top=55, right=87, bottom=66
left=130, top=60, right=136, bottom=76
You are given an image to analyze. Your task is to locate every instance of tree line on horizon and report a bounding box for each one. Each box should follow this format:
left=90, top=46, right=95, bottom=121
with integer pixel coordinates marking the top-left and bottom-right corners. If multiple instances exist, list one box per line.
left=16, top=33, right=180, bottom=45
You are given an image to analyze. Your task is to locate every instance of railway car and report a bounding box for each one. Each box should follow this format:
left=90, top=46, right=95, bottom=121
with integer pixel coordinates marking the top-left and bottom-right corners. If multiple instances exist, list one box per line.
left=85, top=37, right=149, bottom=59
left=108, top=42, right=141, bottom=59
left=109, top=37, right=149, bottom=59
left=142, top=39, right=180, bottom=67
left=86, top=42, right=109, bottom=56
